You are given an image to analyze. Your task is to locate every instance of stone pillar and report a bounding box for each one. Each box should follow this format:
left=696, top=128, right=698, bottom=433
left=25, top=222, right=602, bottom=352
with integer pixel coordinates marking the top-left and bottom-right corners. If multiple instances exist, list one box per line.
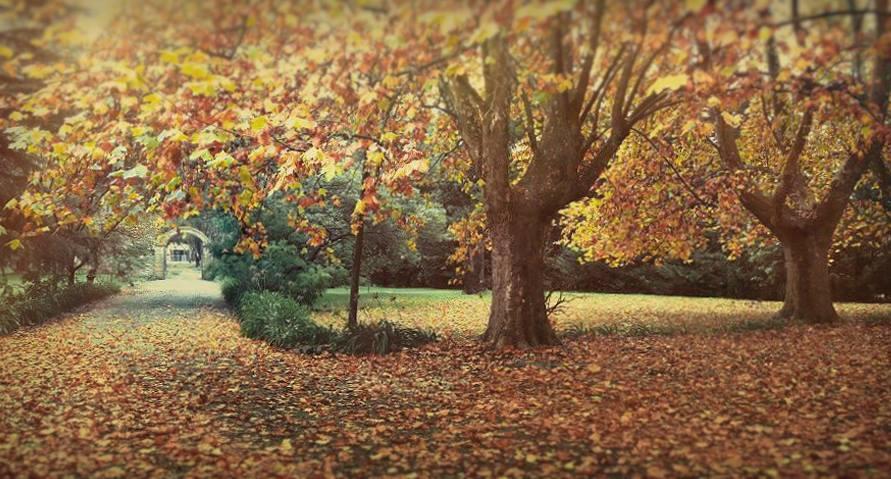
left=153, top=245, right=167, bottom=280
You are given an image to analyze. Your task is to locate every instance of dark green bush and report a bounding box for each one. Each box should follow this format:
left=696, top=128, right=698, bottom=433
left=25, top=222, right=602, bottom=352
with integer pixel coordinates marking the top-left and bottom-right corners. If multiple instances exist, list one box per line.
left=212, top=242, right=332, bottom=306
left=230, top=291, right=436, bottom=354
left=334, top=320, right=438, bottom=355
left=237, top=291, right=335, bottom=347
left=220, top=276, right=247, bottom=307
left=0, top=282, right=119, bottom=335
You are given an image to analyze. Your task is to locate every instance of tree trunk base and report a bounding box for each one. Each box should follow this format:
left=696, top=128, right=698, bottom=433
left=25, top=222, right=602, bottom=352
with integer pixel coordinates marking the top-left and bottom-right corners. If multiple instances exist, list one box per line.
left=482, top=213, right=559, bottom=349
left=779, top=232, right=839, bottom=324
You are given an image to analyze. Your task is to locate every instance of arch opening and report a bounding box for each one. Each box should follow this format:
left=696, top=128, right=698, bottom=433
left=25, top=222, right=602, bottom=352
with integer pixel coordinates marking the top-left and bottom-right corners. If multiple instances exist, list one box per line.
left=153, top=227, right=212, bottom=280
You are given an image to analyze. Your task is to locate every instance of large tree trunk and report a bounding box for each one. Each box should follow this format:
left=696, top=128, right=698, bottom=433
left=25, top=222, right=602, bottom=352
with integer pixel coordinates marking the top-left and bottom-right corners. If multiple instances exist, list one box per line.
left=778, top=230, right=838, bottom=323
left=482, top=212, right=557, bottom=348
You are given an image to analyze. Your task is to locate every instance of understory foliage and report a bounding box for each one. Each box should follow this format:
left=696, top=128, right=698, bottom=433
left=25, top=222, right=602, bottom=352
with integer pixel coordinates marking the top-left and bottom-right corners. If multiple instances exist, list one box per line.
left=237, top=291, right=335, bottom=348
left=201, top=206, right=334, bottom=306
left=209, top=242, right=331, bottom=306
left=334, top=320, right=439, bottom=356
left=227, top=287, right=436, bottom=355
left=0, top=281, right=119, bottom=334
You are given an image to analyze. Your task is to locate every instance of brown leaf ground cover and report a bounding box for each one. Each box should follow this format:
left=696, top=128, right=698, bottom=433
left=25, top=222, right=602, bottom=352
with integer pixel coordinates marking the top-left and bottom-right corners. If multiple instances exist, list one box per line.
left=1, top=280, right=889, bottom=478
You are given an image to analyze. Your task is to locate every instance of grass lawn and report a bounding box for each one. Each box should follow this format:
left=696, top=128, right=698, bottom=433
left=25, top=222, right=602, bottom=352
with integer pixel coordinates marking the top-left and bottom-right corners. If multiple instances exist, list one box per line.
left=314, top=286, right=891, bottom=336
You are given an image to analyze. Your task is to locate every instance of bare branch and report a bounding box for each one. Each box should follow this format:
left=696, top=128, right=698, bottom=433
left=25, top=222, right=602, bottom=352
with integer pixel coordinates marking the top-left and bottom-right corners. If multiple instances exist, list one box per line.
left=771, top=108, right=814, bottom=220
left=574, top=0, right=606, bottom=111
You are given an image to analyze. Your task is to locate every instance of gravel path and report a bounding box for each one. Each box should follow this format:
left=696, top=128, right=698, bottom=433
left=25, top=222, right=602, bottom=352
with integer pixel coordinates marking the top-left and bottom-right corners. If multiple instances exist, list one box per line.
left=81, top=267, right=226, bottom=330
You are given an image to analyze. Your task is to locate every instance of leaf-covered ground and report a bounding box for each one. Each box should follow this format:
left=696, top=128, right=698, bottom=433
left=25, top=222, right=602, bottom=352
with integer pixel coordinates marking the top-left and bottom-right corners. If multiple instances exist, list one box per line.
left=1, top=278, right=890, bottom=478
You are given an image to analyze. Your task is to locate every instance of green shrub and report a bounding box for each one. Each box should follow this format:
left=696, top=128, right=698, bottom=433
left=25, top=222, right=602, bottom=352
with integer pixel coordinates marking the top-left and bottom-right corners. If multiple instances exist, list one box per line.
left=230, top=291, right=438, bottom=355
left=237, top=291, right=335, bottom=347
left=0, top=282, right=119, bottom=335
left=212, top=242, right=332, bottom=306
left=334, top=321, right=438, bottom=355
left=220, top=277, right=247, bottom=307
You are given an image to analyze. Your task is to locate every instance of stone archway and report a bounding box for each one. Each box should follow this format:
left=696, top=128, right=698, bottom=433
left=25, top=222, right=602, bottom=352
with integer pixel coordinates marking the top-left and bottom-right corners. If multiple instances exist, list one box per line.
left=153, top=226, right=212, bottom=279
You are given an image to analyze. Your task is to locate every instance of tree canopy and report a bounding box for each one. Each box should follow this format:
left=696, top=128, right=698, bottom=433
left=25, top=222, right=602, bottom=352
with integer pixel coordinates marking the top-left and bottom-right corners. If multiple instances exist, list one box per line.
left=4, top=0, right=891, bottom=345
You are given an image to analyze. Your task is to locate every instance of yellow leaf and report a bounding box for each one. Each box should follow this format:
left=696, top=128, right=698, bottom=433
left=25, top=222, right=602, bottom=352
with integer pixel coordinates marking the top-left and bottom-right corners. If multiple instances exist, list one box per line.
left=354, top=198, right=367, bottom=217
left=321, top=161, right=341, bottom=181
left=685, top=0, right=707, bottom=11
left=286, top=115, right=315, bottom=130
left=516, top=0, right=576, bottom=20
left=250, top=116, right=268, bottom=132
left=367, top=150, right=385, bottom=168
left=280, top=438, right=293, bottom=453
left=159, top=50, right=180, bottom=64
left=181, top=62, right=210, bottom=80
left=721, top=111, right=742, bottom=128
left=238, top=165, right=254, bottom=186
left=185, top=81, right=218, bottom=97
left=586, top=363, right=602, bottom=374
left=470, top=20, right=500, bottom=44
left=647, top=74, right=688, bottom=95
left=0, top=45, right=12, bottom=59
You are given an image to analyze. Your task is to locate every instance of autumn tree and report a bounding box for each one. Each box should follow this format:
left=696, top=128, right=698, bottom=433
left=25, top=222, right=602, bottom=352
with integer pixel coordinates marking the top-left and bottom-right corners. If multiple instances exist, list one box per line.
left=429, top=1, right=693, bottom=347
left=7, top=1, right=446, bottom=322
left=1, top=0, right=83, bottom=258
left=564, top=1, right=891, bottom=323
left=700, top=0, right=891, bottom=322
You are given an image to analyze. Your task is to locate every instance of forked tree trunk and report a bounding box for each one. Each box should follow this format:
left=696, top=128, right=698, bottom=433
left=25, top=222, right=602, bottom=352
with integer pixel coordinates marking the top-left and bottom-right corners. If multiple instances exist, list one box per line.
left=482, top=212, right=557, bottom=348
left=778, top=230, right=838, bottom=323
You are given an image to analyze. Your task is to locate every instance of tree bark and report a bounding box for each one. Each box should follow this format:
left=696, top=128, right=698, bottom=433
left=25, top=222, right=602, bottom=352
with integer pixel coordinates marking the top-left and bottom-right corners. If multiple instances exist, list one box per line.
left=482, top=212, right=557, bottom=348
left=86, top=247, right=99, bottom=284
left=778, top=231, right=838, bottom=322
left=462, top=245, right=486, bottom=294
left=347, top=215, right=365, bottom=330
